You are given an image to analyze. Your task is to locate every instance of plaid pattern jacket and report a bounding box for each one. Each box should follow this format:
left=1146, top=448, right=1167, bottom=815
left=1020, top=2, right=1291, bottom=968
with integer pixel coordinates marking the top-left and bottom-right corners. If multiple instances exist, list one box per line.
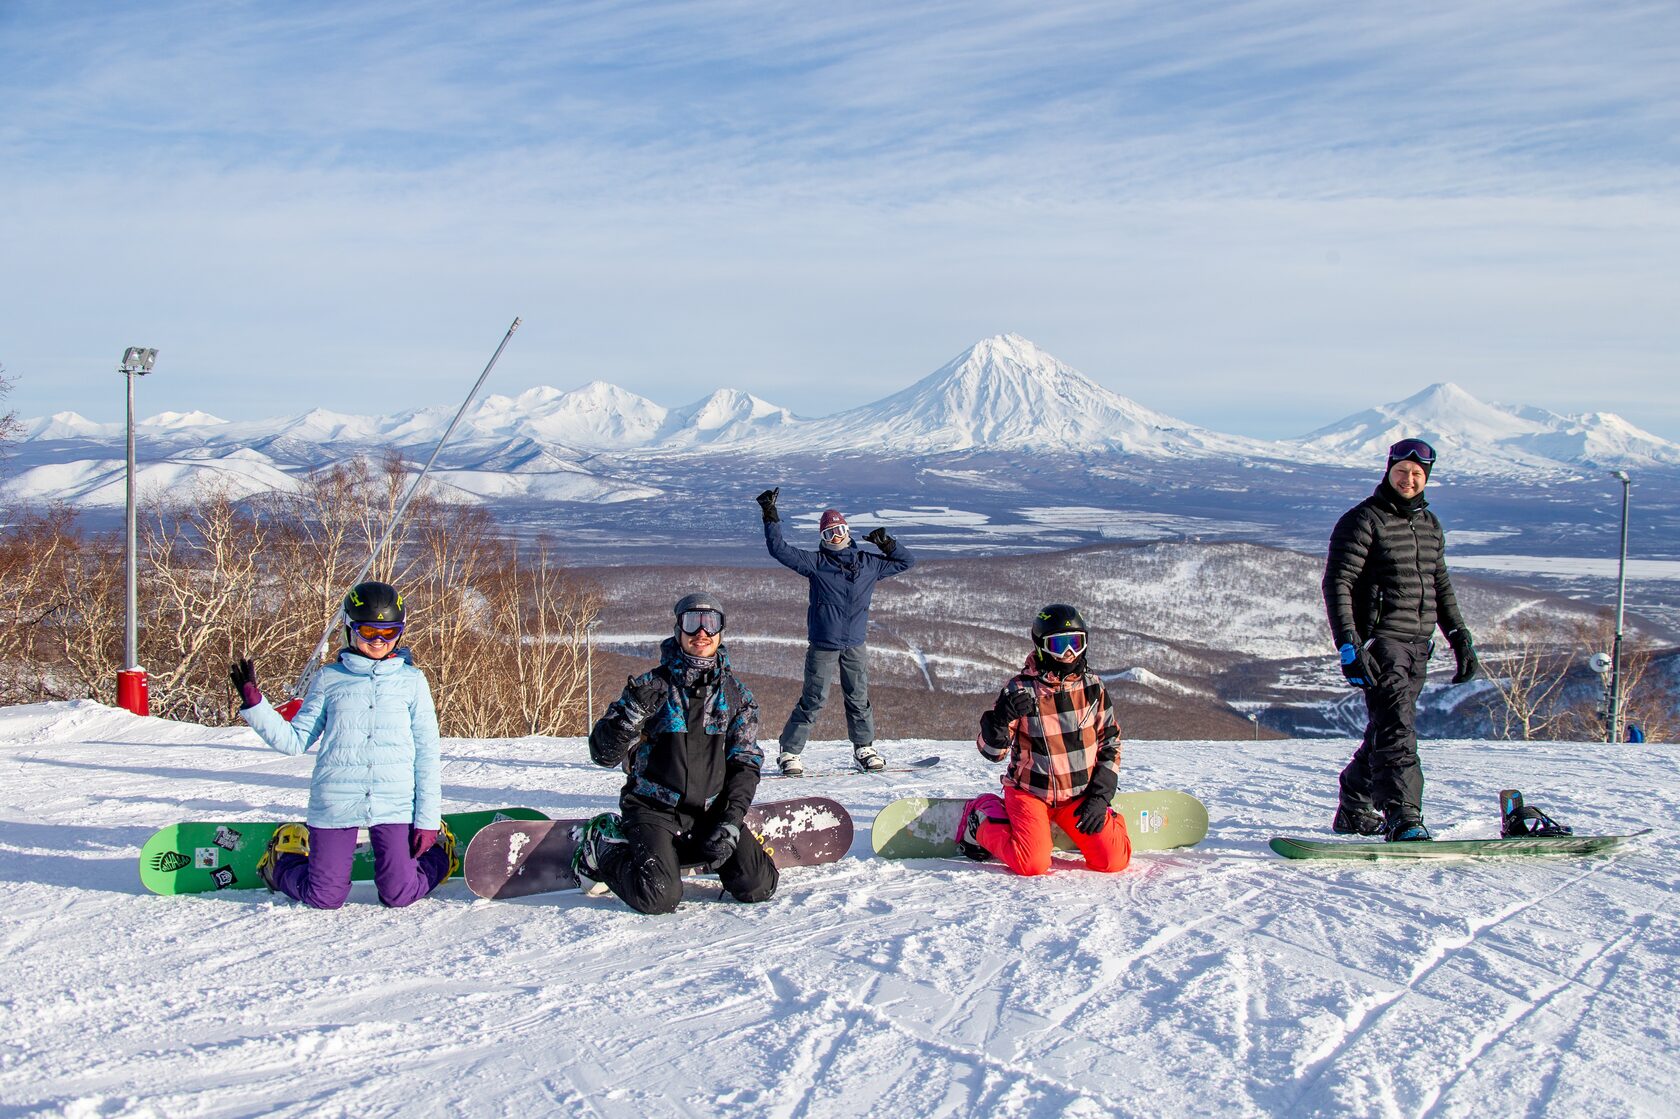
left=976, top=655, right=1122, bottom=804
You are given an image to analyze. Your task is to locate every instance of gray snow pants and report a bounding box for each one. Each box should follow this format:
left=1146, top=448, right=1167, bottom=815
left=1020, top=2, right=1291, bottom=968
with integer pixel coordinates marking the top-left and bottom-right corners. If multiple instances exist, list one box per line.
left=778, top=643, right=874, bottom=754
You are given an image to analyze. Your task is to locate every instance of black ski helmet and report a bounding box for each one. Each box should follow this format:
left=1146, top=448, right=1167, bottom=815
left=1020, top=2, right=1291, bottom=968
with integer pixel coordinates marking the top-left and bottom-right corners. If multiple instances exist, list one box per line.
left=1032, top=604, right=1087, bottom=642
left=343, top=581, right=404, bottom=646
left=673, top=591, right=726, bottom=638
left=1032, top=603, right=1088, bottom=674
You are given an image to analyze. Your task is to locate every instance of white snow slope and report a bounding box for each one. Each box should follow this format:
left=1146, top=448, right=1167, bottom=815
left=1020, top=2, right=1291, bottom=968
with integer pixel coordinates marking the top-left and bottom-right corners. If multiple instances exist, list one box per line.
left=1, top=700, right=1675, bottom=1119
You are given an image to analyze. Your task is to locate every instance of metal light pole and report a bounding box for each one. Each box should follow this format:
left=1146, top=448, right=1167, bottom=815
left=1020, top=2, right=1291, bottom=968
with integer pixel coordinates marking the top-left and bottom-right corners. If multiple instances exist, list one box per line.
left=117, top=347, right=158, bottom=716
left=1607, top=470, right=1631, bottom=744
left=584, top=619, right=602, bottom=732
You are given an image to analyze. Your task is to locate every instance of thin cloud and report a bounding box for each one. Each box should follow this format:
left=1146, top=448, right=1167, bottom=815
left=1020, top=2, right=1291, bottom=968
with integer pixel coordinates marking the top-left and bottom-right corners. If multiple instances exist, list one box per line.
left=1, top=1, right=1677, bottom=435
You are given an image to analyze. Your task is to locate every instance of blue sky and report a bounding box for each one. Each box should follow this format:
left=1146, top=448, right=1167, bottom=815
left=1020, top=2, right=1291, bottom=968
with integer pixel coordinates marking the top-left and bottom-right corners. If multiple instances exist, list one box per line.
left=3, top=0, right=1678, bottom=438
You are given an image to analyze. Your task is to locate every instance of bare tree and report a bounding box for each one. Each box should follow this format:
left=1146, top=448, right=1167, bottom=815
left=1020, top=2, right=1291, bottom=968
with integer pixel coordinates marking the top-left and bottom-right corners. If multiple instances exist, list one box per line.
left=0, top=451, right=601, bottom=735
left=1476, top=616, right=1578, bottom=740
left=1553, top=616, right=1679, bottom=743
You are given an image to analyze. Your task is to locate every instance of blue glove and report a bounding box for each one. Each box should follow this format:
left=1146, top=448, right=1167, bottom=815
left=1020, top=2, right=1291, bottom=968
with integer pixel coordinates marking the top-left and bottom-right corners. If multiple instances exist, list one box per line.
left=1339, top=643, right=1379, bottom=689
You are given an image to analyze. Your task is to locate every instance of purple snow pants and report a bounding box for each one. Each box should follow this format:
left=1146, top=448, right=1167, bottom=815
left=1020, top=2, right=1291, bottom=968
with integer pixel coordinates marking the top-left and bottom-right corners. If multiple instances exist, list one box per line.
left=270, top=823, right=449, bottom=909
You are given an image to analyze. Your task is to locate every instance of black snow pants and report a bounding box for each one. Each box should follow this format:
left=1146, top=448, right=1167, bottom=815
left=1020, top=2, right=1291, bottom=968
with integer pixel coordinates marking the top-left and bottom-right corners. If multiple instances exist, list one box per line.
left=1339, top=637, right=1432, bottom=828
left=598, top=805, right=778, bottom=915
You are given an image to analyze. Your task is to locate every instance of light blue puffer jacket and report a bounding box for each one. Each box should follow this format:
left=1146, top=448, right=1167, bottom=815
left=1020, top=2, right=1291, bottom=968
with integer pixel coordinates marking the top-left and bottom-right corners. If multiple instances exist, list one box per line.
left=241, top=649, right=441, bottom=830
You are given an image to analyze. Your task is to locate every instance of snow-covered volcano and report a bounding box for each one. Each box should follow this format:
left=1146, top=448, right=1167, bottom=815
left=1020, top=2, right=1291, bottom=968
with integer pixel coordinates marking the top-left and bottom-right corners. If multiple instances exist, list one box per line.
left=1296, top=382, right=1680, bottom=474
left=756, top=334, right=1270, bottom=457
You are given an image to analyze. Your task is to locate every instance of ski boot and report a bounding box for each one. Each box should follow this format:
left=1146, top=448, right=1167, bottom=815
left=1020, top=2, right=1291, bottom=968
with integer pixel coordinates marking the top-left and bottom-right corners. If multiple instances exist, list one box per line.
left=777, top=752, right=805, bottom=778
left=955, top=794, right=1005, bottom=861
left=1332, top=805, right=1385, bottom=836
left=853, top=744, right=886, bottom=773
left=571, top=813, right=626, bottom=896
left=256, top=823, right=309, bottom=890
left=1499, top=789, right=1573, bottom=837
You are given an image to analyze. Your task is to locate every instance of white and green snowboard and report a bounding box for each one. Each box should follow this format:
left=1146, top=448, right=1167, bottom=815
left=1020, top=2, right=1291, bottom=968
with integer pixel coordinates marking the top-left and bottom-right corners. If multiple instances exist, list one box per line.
left=871, top=788, right=1208, bottom=859
left=1269, top=831, right=1648, bottom=861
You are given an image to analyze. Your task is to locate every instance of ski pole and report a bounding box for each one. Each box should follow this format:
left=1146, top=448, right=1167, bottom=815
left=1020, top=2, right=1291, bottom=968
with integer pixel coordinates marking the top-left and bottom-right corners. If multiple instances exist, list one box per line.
left=281, top=317, right=522, bottom=712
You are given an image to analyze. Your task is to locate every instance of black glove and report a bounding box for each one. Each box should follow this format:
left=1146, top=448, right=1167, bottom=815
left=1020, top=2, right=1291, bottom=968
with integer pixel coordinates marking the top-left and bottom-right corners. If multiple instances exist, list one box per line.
left=228, top=658, right=262, bottom=708
left=864, top=527, right=895, bottom=554
left=1074, top=788, right=1111, bottom=835
left=698, top=822, right=740, bottom=869
left=621, top=676, right=664, bottom=720
left=1446, top=628, right=1479, bottom=684
left=980, top=687, right=1037, bottom=740
left=1338, top=641, right=1379, bottom=689
left=755, top=488, right=780, bottom=523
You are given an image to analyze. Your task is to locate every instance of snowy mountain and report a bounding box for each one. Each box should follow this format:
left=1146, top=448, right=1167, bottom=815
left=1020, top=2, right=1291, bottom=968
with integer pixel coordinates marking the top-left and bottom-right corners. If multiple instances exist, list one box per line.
left=1296, top=382, right=1680, bottom=474
left=748, top=333, right=1272, bottom=457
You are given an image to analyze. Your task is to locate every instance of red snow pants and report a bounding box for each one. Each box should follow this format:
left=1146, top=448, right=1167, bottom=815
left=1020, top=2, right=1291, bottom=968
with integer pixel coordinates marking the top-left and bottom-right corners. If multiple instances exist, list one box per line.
left=977, top=786, right=1133, bottom=877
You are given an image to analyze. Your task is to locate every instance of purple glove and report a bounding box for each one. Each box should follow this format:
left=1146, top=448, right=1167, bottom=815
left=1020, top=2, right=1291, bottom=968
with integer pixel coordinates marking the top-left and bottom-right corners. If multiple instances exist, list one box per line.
left=229, top=658, right=263, bottom=709
left=410, top=827, right=439, bottom=858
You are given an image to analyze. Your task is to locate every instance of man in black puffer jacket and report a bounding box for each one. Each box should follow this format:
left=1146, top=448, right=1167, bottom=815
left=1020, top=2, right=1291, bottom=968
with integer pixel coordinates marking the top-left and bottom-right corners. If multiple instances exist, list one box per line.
left=1322, top=438, right=1480, bottom=842
left=573, top=592, right=776, bottom=913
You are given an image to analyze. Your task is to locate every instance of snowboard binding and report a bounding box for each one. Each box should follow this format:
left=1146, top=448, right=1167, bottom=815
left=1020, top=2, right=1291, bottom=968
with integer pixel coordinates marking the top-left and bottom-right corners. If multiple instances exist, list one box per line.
left=1499, top=789, right=1574, bottom=838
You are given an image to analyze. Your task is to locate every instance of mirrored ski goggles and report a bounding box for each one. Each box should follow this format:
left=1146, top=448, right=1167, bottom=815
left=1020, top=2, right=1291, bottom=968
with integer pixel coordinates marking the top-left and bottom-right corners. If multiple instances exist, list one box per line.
left=1041, top=632, right=1086, bottom=657
left=1387, top=438, right=1436, bottom=466
left=678, top=609, right=725, bottom=636
left=820, top=524, right=850, bottom=545
left=352, top=622, right=404, bottom=642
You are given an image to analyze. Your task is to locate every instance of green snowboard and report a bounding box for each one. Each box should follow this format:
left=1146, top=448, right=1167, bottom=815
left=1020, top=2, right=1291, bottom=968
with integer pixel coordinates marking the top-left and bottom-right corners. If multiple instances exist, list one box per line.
left=871, top=789, right=1208, bottom=859
left=138, top=807, right=549, bottom=895
left=1269, top=830, right=1649, bottom=862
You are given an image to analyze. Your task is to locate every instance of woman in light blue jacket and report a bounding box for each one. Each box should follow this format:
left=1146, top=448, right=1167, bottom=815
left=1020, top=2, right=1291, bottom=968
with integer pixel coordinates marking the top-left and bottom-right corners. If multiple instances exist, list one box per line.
left=230, top=581, right=449, bottom=909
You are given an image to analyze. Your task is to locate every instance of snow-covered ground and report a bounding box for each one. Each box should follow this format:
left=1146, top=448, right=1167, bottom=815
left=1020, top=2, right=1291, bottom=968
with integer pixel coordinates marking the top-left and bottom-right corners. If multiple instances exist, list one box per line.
left=1, top=701, right=1675, bottom=1118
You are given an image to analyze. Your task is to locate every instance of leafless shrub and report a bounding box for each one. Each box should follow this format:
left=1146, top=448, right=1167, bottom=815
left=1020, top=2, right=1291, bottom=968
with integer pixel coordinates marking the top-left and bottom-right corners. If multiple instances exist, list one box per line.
left=1477, top=619, right=1577, bottom=741
left=0, top=454, right=599, bottom=735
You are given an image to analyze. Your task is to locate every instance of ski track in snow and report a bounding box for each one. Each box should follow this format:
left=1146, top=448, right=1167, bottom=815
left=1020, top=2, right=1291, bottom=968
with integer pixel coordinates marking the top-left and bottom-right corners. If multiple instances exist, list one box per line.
left=1, top=700, right=1677, bottom=1118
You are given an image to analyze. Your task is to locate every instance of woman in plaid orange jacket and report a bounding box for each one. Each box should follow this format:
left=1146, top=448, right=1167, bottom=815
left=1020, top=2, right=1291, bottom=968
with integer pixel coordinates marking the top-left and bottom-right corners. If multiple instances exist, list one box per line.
left=956, top=604, right=1132, bottom=876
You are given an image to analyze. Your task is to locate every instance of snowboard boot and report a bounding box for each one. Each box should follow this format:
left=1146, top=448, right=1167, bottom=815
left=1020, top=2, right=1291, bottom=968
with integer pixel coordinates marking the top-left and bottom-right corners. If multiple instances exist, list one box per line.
left=1500, top=789, right=1573, bottom=837
left=571, top=813, right=626, bottom=896
left=256, top=823, right=309, bottom=891
left=955, top=793, right=1005, bottom=861
left=1385, top=818, right=1433, bottom=843
left=777, top=752, right=805, bottom=778
left=1332, top=805, right=1385, bottom=836
left=853, top=744, right=886, bottom=773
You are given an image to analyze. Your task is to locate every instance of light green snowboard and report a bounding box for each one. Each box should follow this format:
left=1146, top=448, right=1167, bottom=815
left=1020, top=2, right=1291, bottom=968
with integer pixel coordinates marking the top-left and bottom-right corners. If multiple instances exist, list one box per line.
left=138, top=806, right=549, bottom=895
left=1269, top=830, right=1649, bottom=862
left=871, top=789, right=1208, bottom=859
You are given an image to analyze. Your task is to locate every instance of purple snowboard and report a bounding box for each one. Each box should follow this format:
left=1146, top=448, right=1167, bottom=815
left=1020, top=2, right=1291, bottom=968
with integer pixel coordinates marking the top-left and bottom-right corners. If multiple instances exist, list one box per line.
left=464, top=796, right=854, bottom=900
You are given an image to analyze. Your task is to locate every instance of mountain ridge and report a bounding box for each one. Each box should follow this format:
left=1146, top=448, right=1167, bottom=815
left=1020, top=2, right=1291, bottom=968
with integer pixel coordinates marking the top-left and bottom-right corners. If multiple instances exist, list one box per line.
left=8, top=336, right=1679, bottom=514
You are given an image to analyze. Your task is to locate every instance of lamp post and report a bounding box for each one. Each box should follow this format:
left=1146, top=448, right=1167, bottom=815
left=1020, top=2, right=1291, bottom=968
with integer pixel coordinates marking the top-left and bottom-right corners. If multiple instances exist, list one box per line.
left=1607, top=470, right=1631, bottom=744
left=584, top=619, right=602, bottom=732
left=117, top=347, right=158, bottom=716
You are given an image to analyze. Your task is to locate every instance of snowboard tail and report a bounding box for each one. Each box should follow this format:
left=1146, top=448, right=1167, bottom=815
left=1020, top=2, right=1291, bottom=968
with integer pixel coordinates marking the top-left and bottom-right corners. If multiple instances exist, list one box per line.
left=871, top=789, right=1208, bottom=859
left=464, top=796, right=855, bottom=900
left=138, top=807, right=550, bottom=895
left=1268, top=831, right=1648, bottom=861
